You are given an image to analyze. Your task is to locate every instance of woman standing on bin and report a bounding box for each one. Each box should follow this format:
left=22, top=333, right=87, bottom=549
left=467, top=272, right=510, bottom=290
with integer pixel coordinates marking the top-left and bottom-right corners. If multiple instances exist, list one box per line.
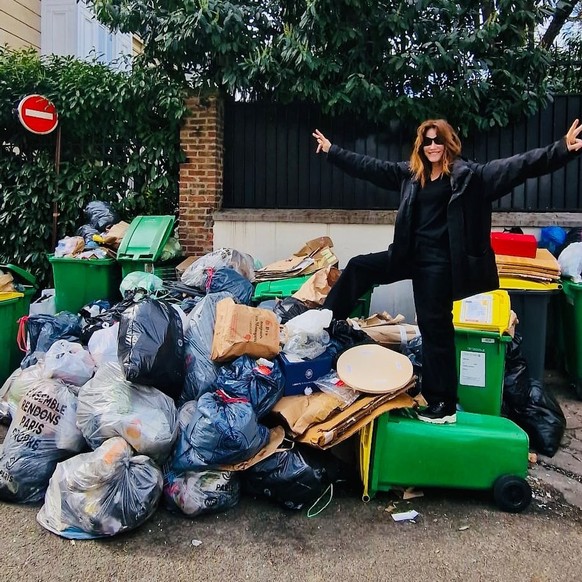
left=313, top=119, right=582, bottom=424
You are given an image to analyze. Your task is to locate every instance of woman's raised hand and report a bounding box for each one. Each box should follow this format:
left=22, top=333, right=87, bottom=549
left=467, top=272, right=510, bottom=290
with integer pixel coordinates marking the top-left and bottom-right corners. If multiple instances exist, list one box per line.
left=312, top=129, right=331, bottom=154
left=566, top=119, right=582, bottom=152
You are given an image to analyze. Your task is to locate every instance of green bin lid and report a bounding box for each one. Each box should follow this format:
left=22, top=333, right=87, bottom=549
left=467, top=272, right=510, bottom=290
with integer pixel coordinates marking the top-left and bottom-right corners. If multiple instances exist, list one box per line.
left=0, top=264, right=38, bottom=288
left=116, top=215, right=175, bottom=262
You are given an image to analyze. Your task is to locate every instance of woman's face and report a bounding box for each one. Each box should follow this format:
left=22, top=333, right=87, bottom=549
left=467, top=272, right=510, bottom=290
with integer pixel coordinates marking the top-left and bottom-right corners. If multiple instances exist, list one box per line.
left=422, top=128, right=445, bottom=165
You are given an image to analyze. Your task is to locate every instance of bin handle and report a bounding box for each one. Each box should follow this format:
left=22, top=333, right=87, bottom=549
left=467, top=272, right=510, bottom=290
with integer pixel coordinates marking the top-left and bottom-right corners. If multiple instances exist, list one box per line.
left=17, top=316, right=29, bottom=353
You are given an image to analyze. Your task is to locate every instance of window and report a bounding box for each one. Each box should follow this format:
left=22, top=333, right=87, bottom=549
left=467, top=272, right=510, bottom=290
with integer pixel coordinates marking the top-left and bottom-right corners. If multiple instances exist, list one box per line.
left=41, top=0, right=131, bottom=69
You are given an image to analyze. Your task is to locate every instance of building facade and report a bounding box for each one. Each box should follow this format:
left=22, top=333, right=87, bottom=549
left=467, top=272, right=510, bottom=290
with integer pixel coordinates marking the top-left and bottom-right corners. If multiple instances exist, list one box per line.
left=1, top=0, right=135, bottom=65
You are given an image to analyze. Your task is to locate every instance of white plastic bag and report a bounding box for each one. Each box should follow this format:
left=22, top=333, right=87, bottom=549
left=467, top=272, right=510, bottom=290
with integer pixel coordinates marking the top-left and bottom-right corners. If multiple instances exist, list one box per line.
left=37, top=437, right=163, bottom=539
left=29, top=289, right=56, bottom=316
left=314, top=371, right=360, bottom=407
left=44, top=340, right=96, bottom=386
left=0, top=361, right=45, bottom=423
left=282, top=309, right=333, bottom=359
left=558, top=242, right=582, bottom=283
left=181, top=248, right=255, bottom=289
left=163, top=468, right=240, bottom=518
left=0, top=378, right=86, bottom=503
left=119, top=271, right=164, bottom=297
left=87, top=322, right=119, bottom=367
left=76, top=362, right=178, bottom=463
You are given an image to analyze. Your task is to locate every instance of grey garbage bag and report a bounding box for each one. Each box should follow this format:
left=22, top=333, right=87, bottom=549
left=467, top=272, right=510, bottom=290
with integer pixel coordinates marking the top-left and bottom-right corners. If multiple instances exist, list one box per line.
left=76, top=362, right=178, bottom=464
left=181, top=292, right=232, bottom=402
left=37, top=437, right=163, bottom=539
left=163, top=467, right=240, bottom=518
left=0, top=378, right=86, bottom=503
left=170, top=391, right=269, bottom=471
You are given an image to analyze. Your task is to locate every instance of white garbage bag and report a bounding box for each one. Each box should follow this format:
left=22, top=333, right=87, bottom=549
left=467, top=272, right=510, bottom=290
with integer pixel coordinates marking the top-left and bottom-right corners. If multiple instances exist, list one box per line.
left=87, top=322, right=119, bottom=367
left=163, top=467, right=240, bottom=518
left=0, top=361, right=45, bottom=423
left=76, top=362, right=178, bottom=464
left=0, top=378, right=86, bottom=503
left=44, top=340, right=96, bottom=386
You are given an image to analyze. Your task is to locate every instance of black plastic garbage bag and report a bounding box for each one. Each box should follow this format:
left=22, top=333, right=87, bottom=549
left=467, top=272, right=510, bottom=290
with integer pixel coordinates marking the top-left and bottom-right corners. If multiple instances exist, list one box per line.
left=273, top=296, right=309, bottom=324
left=20, top=312, right=82, bottom=369
left=206, top=267, right=254, bottom=305
left=80, top=296, right=135, bottom=344
left=76, top=224, right=100, bottom=246
left=215, top=355, right=284, bottom=419
left=503, top=377, right=566, bottom=457
left=242, top=444, right=342, bottom=510
left=163, top=467, right=240, bottom=518
left=118, top=297, right=185, bottom=401
left=502, top=334, right=530, bottom=411
left=170, top=391, right=269, bottom=471
left=84, top=200, right=118, bottom=232
left=325, top=319, right=377, bottom=364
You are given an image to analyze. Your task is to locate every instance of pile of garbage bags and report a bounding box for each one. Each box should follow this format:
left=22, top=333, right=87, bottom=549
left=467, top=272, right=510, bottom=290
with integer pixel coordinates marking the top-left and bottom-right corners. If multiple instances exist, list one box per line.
left=0, top=246, right=386, bottom=540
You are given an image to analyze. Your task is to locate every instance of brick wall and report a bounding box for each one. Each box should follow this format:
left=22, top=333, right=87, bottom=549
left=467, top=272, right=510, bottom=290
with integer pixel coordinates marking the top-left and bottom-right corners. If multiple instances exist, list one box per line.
left=178, top=95, right=224, bottom=256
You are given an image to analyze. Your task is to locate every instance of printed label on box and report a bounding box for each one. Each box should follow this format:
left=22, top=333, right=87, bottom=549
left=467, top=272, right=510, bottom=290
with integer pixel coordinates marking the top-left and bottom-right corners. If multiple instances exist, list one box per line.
left=459, top=351, right=486, bottom=387
left=460, top=294, right=493, bottom=325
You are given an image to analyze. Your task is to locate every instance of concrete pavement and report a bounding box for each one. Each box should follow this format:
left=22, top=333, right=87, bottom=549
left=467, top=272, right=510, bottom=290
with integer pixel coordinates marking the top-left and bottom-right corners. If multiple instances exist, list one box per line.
left=530, top=368, right=582, bottom=510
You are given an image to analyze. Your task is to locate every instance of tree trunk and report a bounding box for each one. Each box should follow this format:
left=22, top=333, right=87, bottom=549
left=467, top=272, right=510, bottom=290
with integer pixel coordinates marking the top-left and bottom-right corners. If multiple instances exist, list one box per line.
left=540, top=0, right=580, bottom=48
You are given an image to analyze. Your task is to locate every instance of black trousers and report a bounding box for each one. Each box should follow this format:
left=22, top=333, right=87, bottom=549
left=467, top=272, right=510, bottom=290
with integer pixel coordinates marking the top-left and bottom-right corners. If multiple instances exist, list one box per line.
left=322, top=248, right=457, bottom=406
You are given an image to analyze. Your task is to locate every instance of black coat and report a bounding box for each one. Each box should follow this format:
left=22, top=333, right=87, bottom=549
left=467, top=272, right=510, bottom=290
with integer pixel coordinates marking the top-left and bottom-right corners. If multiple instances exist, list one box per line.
left=327, top=138, right=578, bottom=300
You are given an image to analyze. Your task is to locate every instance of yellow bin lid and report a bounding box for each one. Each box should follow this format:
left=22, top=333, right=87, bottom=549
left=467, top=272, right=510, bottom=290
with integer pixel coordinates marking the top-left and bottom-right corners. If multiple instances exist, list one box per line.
left=452, top=289, right=511, bottom=334
left=499, top=276, right=561, bottom=292
left=0, top=291, right=24, bottom=302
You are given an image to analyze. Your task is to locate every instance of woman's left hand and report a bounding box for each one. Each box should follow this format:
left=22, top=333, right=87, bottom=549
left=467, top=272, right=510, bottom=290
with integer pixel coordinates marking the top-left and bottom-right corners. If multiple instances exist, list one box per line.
left=566, top=118, right=582, bottom=152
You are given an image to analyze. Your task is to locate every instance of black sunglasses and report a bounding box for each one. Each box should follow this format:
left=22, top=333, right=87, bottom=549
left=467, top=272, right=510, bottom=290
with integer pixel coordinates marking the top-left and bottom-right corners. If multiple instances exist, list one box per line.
left=422, top=135, right=445, bottom=147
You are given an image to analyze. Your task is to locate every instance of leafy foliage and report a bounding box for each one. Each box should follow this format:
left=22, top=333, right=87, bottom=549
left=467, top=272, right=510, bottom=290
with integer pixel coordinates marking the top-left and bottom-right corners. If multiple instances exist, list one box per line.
left=87, top=0, right=555, bottom=132
left=0, top=48, right=187, bottom=286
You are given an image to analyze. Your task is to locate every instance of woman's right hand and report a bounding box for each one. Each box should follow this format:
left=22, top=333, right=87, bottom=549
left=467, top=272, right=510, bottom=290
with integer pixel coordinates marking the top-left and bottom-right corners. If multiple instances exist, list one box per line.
left=312, top=129, right=331, bottom=154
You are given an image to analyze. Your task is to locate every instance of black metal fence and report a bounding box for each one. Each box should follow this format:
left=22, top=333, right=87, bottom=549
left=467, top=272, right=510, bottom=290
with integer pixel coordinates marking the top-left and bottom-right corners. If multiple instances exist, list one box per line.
left=223, top=95, right=582, bottom=212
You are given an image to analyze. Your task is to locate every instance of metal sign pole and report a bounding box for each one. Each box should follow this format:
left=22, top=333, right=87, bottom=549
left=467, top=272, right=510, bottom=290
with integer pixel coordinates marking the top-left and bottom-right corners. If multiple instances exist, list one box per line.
left=51, top=124, right=62, bottom=253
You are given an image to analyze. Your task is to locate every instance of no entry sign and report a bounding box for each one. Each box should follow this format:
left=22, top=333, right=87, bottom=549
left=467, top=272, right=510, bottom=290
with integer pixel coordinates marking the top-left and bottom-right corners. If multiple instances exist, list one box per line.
left=17, top=94, right=58, bottom=135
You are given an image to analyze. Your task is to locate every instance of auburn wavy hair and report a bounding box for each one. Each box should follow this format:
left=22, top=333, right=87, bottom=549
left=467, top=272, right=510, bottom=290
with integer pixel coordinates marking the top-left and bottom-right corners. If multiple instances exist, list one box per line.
left=410, top=119, right=462, bottom=188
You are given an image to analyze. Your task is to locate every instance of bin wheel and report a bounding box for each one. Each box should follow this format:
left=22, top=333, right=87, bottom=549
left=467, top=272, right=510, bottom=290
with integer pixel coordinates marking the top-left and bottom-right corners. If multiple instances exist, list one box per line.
left=493, top=475, right=532, bottom=513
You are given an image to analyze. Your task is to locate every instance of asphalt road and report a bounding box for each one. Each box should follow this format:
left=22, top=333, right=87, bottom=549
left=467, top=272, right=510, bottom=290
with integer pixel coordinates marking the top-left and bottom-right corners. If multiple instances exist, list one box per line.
left=1, top=481, right=581, bottom=582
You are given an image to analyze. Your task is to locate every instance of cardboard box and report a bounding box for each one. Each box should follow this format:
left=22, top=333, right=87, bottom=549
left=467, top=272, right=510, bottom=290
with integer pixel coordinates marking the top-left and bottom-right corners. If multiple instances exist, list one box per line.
left=278, top=352, right=333, bottom=396
left=175, top=255, right=200, bottom=276
left=490, top=232, right=537, bottom=258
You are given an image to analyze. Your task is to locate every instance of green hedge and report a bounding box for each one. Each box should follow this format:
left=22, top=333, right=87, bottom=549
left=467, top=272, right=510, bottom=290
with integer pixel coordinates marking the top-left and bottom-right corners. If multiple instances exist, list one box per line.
left=0, top=48, right=188, bottom=288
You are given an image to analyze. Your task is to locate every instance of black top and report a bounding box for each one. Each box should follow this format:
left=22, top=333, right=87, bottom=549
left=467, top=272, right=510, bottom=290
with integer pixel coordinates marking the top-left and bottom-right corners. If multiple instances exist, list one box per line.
left=326, top=137, right=575, bottom=299
left=412, top=174, right=452, bottom=253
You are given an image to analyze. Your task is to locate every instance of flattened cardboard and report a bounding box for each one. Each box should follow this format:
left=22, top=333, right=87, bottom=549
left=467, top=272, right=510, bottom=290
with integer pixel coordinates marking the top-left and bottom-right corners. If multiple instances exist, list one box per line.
left=292, top=266, right=341, bottom=305
left=176, top=255, right=197, bottom=275
left=349, top=312, right=420, bottom=351
left=271, top=392, right=344, bottom=436
left=297, top=386, right=416, bottom=450
left=101, top=221, right=130, bottom=249
left=254, top=236, right=338, bottom=281
left=220, top=426, right=286, bottom=471
left=336, top=344, right=414, bottom=394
